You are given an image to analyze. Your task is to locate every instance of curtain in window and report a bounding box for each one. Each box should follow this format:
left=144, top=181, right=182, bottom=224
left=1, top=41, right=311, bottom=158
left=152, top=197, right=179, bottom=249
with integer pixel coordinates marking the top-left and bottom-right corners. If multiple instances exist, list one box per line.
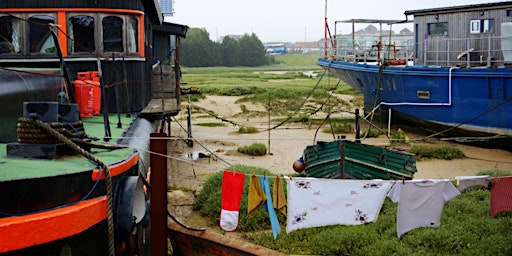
left=0, top=16, right=21, bottom=53
left=127, top=18, right=138, bottom=53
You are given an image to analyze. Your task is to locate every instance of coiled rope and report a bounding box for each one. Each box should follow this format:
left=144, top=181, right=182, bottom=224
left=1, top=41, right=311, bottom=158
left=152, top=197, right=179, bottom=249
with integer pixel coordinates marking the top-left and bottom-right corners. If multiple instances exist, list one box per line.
left=23, top=117, right=116, bottom=256
left=17, top=118, right=125, bottom=150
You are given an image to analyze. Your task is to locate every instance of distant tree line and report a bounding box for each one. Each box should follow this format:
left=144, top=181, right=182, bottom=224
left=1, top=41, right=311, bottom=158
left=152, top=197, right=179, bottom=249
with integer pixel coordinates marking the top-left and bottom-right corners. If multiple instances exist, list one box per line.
left=180, top=28, right=269, bottom=67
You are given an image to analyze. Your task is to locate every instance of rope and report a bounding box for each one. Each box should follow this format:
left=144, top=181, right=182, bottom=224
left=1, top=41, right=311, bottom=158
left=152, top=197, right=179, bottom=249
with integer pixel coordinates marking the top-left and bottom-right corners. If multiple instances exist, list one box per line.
left=25, top=117, right=116, bottom=256
left=17, top=118, right=126, bottom=150
left=167, top=209, right=206, bottom=232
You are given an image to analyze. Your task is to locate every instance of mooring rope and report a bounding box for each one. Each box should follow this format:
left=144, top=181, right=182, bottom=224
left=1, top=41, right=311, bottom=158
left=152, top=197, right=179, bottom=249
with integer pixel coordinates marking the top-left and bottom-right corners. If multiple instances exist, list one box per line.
left=25, top=117, right=116, bottom=256
left=17, top=118, right=126, bottom=150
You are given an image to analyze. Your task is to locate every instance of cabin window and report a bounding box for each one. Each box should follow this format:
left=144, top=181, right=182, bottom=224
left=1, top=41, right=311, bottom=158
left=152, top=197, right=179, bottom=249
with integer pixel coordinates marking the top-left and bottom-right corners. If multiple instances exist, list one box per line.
left=28, top=15, right=56, bottom=53
left=0, top=16, right=21, bottom=54
left=1, top=12, right=141, bottom=58
left=68, top=15, right=95, bottom=53
left=102, top=16, right=123, bottom=52
left=428, top=22, right=448, bottom=36
left=127, top=18, right=138, bottom=53
left=470, top=19, right=494, bottom=34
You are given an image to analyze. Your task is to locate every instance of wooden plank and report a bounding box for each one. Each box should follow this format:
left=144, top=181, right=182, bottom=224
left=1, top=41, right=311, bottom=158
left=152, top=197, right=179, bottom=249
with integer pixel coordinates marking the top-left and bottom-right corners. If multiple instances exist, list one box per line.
left=140, top=98, right=179, bottom=115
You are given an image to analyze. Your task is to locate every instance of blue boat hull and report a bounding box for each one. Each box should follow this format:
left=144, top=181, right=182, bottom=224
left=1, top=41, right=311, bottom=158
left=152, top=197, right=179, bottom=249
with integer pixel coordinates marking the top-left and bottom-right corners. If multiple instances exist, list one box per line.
left=318, top=58, right=512, bottom=137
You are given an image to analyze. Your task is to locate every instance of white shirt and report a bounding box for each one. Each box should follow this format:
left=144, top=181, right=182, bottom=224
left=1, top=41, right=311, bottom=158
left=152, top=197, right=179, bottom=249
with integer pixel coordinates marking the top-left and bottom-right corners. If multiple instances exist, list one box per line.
left=388, top=179, right=460, bottom=238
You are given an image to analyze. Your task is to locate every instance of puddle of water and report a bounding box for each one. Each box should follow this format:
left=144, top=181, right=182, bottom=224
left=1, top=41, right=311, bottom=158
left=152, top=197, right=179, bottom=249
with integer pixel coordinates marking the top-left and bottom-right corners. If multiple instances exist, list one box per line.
left=182, top=151, right=210, bottom=160
left=183, top=151, right=200, bottom=159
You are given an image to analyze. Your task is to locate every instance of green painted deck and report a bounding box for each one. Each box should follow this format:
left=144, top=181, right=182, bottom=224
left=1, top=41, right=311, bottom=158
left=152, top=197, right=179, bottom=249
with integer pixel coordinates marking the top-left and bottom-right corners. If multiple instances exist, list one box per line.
left=0, top=114, right=137, bottom=181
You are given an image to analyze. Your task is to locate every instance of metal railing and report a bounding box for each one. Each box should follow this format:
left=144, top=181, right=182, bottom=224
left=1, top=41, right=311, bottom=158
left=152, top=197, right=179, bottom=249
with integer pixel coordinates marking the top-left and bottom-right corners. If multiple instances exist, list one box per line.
left=329, top=33, right=510, bottom=68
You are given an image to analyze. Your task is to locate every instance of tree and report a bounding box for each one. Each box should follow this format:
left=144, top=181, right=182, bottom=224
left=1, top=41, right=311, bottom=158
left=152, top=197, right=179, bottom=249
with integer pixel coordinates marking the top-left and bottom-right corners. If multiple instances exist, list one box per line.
left=181, top=29, right=268, bottom=67
left=181, top=28, right=221, bottom=67
left=220, top=36, right=241, bottom=67
left=238, top=33, right=267, bottom=67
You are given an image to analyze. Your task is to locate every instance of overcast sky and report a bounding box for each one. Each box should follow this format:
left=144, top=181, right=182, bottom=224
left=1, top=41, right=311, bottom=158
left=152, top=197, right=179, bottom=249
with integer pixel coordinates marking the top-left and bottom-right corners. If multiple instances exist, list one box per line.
left=167, top=0, right=503, bottom=42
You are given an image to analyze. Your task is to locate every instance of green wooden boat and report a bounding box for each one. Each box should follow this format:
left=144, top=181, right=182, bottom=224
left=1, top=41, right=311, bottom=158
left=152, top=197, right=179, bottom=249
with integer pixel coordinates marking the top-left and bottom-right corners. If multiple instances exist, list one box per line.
left=302, top=140, right=417, bottom=180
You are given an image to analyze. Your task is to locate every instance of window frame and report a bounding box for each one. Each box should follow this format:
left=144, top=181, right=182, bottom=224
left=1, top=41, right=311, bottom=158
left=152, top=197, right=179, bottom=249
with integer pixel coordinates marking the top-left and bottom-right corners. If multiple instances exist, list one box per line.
left=469, top=19, right=494, bottom=34
left=0, top=14, right=22, bottom=56
left=428, top=22, right=448, bottom=36
left=1, top=11, right=142, bottom=58
left=26, top=12, right=57, bottom=56
left=67, top=13, right=98, bottom=56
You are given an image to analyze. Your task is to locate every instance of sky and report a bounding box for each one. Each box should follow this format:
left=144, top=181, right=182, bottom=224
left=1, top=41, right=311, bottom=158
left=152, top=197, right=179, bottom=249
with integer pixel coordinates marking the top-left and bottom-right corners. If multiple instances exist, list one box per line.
left=166, top=0, right=504, bottom=43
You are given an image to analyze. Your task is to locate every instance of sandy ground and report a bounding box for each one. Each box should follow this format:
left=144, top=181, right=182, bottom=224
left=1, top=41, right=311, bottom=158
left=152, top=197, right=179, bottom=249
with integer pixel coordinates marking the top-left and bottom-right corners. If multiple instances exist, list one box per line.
left=169, top=95, right=512, bottom=180
left=165, top=94, right=512, bottom=243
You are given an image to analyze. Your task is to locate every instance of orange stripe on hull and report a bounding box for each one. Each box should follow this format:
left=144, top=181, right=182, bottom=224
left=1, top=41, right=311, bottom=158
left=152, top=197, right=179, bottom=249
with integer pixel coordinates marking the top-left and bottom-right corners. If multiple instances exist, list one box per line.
left=91, top=151, right=140, bottom=180
left=0, top=197, right=107, bottom=253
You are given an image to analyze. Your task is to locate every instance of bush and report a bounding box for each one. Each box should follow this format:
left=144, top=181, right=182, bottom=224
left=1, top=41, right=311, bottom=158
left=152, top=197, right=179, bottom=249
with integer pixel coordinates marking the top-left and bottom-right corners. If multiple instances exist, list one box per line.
left=310, top=225, right=379, bottom=255
left=407, top=143, right=465, bottom=160
left=361, top=128, right=383, bottom=138
left=237, top=126, right=259, bottom=134
left=390, top=128, right=409, bottom=144
left=194, top=165, right=287, bottom=232
left=238, top=143, right=267, bottom=156
left=322, top=123, right=352, bottom=134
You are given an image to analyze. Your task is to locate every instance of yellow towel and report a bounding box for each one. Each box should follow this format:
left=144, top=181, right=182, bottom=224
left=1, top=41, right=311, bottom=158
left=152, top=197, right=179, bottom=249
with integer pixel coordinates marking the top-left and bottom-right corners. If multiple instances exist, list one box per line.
left=248, top=173, right=266, bottom=215
left=272, top=175, right=287, bottom=216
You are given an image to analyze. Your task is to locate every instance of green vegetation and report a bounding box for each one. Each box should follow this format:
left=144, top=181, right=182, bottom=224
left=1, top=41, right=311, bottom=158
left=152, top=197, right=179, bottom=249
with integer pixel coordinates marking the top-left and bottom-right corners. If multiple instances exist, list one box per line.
left=181, top=28, right=267, bottom=67
left=194, top=122, right=227, bottom=127
left=361, top=128, right=384, bottom=138
left=390, top=128, right=409, bottom=144
left=237, top=126, right=259, bottom=134
left=237, top=143, right=267, bottom=156
left=193, top=165, right=286, bottom=232
left=180, top=53, right=361, bottom=119
left=195, top=166, right=512, bottom=255
left=408, top=143, right=465, bottom=160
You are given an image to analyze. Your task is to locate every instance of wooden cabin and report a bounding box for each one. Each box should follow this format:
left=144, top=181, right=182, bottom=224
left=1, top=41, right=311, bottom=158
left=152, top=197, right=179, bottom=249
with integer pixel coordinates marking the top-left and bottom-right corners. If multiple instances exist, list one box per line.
left=405, top=2, right=512, bottom=67
left=0, top=0, right=188, bottom=117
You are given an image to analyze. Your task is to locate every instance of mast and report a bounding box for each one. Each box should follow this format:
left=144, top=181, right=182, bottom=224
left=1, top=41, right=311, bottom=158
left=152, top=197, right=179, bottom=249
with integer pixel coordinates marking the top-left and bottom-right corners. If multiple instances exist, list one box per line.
left=324, top=0, right=328, bottom=59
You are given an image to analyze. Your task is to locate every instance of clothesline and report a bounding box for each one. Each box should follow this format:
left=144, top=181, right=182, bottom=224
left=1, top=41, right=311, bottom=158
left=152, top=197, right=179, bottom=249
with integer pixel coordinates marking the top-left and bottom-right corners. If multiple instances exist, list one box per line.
left=220, top=169, right=512, bottom=239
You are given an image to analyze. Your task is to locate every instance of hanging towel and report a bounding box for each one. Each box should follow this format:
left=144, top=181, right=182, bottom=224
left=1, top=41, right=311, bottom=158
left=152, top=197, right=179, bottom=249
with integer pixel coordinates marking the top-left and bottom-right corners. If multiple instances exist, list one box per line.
left=285, top=177, right=392, bottom=233
left=455, top=175, right=489, bottom=192
left=248, top=173, right=267, bottom=215
left=260, top=176, right=281, bottom=239
left=387, top=179, right=460, bottom=238
left=491, top=176, right=512, bottom=218
left=272, top=175, right=287, bottom=216
left=219, top=170, right=246, bottom=232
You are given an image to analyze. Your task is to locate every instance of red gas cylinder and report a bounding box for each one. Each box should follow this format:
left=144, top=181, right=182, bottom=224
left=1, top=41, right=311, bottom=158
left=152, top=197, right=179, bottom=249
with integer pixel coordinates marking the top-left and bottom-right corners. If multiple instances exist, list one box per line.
left=76, top=71, right=91, bottom=81
left=89, top=71, right=101, bottom=115
left=73, top=79, right=93, bottom=118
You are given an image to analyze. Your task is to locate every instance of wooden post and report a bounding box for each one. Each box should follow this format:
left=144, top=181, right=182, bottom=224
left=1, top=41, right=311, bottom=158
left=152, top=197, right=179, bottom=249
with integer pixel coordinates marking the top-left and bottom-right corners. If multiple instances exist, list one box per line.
left=150, top=133, right=168, bottom=256
left=338, top=135, right=346, bottom=179
left=355, top=109, right=361, bottom=143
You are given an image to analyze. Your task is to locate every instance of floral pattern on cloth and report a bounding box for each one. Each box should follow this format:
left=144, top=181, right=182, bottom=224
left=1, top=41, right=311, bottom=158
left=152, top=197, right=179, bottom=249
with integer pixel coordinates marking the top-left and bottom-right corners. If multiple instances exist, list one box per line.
left=292, top=212, right=308, bottom=225
left=285, top=177, right=393, bottom=233
left=354, top=209, right=369, bottom=223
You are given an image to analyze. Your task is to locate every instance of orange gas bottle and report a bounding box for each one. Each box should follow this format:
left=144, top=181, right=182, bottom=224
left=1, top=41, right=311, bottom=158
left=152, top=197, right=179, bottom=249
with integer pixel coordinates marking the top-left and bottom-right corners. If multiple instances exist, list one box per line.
left=73, top=79, right=93, bottom=118
left=89, top=71, right=101, bottom=115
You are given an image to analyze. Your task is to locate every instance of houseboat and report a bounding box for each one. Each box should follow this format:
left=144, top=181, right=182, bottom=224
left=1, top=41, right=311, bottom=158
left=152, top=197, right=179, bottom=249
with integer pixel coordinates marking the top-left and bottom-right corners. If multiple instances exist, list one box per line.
left=318, top=2, right=512, bottom=149
left=0, top=0, right=188, bottom=255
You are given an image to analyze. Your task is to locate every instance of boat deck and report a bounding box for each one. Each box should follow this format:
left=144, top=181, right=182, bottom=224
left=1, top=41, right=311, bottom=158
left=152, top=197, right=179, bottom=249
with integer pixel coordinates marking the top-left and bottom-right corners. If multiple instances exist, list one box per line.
left=0, top=115, right=138, bottom=182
